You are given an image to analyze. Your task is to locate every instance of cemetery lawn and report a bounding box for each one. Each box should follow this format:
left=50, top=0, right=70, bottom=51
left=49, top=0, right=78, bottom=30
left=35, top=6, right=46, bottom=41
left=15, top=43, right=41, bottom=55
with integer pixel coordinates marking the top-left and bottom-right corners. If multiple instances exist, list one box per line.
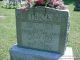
left=0, top=1, right=80, bottom=60
left=0, top=1, right=16, bottom=60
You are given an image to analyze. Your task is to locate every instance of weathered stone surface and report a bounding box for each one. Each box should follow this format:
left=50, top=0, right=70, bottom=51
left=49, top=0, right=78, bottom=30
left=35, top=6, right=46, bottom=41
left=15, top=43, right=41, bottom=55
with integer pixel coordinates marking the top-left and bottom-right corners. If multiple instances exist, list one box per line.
left=16, top=7, right=70, bottom=54
left=10, top=45, right=74, bottom=60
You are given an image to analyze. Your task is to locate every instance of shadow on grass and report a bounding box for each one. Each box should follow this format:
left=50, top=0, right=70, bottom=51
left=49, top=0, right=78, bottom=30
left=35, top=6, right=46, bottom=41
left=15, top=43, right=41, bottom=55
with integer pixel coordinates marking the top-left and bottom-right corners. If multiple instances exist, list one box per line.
left=63, top=0, right=75, bottom=5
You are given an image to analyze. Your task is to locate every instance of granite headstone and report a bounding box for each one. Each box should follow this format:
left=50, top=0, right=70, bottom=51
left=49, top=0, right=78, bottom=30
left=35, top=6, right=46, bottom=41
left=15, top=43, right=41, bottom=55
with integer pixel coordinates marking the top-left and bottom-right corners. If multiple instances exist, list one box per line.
left=9, top=6, right=74, bottom=60
left=16, top=7, right=69, bottom=54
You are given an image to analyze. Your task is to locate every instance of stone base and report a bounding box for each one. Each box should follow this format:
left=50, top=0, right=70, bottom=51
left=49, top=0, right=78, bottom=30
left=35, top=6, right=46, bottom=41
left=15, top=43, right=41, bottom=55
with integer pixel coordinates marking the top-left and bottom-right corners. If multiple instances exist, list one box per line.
left=10, top=45, right=74, bottom=60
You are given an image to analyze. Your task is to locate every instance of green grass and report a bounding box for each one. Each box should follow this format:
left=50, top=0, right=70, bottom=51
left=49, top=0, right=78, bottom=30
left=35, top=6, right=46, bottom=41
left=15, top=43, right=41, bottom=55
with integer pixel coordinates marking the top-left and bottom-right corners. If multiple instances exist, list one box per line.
left=0, top=1, right=16, bottom=60
left=67, top=4, right=80, bottom=60
left=0, top=1, right=80, bottom=60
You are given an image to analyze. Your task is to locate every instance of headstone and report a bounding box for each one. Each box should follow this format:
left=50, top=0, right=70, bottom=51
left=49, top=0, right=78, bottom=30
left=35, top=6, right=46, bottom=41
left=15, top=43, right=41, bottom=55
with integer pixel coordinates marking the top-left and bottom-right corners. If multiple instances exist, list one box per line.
left=10, top=6, right=74, bottom=60
left=74, top=0, right=80, bottom=11
left=16, top=7, right=69, bottom=54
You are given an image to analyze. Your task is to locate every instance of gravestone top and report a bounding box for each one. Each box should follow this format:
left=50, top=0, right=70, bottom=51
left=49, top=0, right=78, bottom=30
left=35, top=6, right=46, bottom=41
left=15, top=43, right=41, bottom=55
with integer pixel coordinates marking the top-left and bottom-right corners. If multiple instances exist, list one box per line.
left=19, top=6, right=69, bottom=11
left=16, top=6, right=69, bottom=54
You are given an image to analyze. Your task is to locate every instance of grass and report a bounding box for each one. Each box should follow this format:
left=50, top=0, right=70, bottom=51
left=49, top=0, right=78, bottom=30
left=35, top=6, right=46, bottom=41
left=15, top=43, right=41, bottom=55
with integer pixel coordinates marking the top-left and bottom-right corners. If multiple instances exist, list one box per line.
left=0, top=1, right=16, bottom=60
left=68, top=4, right=80, bottom=60
left=0, top=1, right=80, bottom=60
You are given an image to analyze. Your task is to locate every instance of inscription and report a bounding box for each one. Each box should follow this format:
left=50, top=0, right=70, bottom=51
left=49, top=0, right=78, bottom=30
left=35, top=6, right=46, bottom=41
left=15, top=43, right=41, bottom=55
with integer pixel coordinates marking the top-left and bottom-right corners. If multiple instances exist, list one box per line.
left=21, top=22, right=60, bottom=51
left=28, top=11, right=54, bottom=21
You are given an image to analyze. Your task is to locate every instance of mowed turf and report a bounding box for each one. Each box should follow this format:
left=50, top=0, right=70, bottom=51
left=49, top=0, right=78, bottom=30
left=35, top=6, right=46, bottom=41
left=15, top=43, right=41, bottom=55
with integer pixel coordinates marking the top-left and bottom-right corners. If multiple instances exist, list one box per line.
left=0, top=1, right=80, bottom=60
left=0, top=1, right=16, bottom=60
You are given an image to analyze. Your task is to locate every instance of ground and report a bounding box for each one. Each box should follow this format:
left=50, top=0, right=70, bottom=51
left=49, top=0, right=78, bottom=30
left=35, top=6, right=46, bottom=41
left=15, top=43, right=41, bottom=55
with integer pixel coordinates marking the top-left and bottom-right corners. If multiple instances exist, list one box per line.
left=0, top=0, right=80, bottom=60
